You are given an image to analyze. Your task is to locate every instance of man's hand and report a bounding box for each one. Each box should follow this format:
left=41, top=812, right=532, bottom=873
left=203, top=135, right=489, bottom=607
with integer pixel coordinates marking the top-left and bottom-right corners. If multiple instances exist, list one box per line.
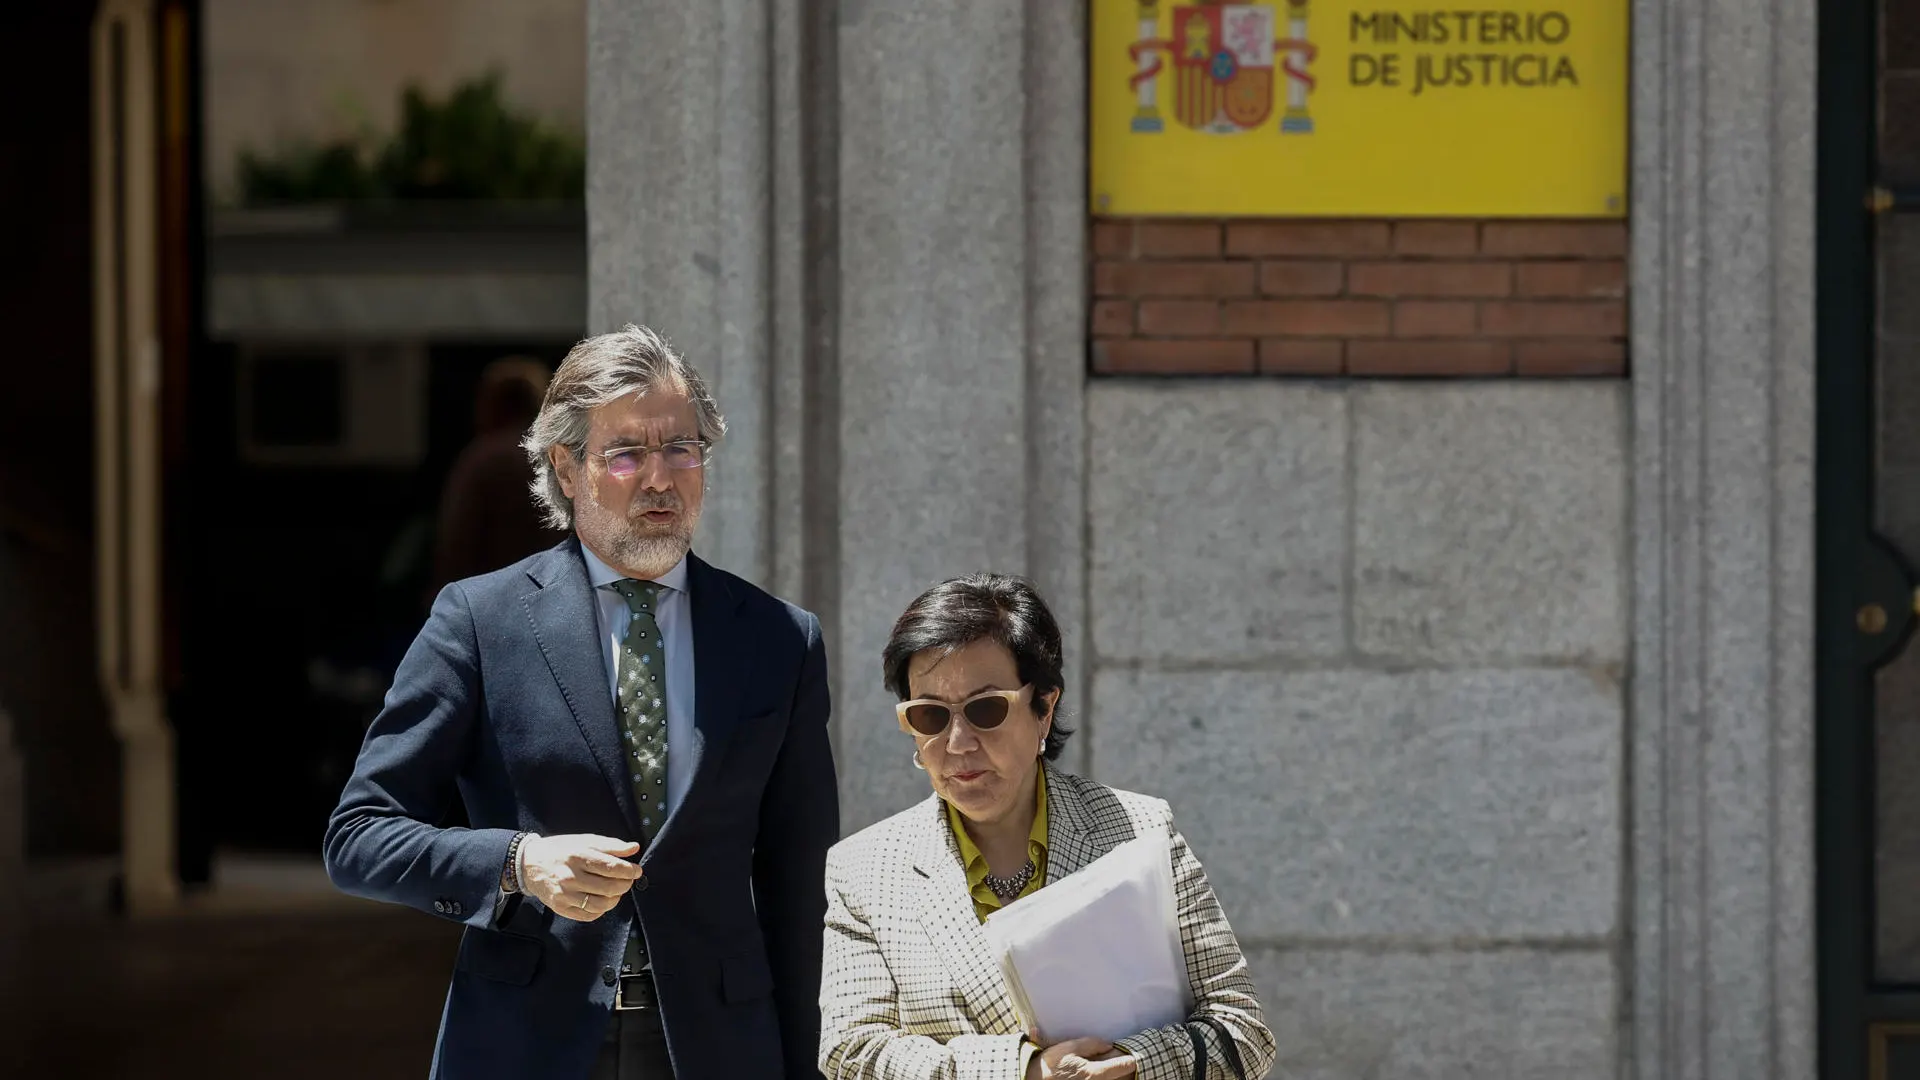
left=518, top=834, right=644, bottom=922
left=1024, top=1038, right=1137, bottom=1080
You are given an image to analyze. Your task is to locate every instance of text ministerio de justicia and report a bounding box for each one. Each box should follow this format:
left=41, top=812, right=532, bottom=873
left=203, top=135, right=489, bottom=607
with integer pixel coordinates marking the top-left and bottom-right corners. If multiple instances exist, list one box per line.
left=1346, top=9, right=1584, bottom=95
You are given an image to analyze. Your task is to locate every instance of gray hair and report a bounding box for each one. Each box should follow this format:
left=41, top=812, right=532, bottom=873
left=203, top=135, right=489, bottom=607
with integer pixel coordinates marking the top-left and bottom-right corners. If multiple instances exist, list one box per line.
left=521, top=324, right=727, bottom=530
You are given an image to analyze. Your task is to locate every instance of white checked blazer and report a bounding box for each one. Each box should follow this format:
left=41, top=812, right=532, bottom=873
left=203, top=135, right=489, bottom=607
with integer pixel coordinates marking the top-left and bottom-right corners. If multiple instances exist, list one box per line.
left=818, top=764, right=1277, bottom=1080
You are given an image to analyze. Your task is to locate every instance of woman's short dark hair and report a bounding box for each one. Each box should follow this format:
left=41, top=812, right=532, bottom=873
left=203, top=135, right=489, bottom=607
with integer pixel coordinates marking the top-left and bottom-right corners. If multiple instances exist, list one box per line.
left=882, top=572, right=1072, bottom=761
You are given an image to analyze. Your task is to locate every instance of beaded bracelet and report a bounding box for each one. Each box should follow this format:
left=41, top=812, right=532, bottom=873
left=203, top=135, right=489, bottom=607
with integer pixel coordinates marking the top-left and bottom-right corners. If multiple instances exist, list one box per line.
left=503, top=831, right=531, bottom=893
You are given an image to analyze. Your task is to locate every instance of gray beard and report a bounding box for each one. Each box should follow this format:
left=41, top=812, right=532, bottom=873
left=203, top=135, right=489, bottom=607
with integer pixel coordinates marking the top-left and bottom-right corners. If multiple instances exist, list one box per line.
left=608, top=529, right=692, bottom=576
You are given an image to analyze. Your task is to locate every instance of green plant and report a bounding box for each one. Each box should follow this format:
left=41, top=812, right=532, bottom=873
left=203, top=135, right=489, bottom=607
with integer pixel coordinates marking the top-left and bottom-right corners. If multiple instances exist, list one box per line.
left=236, top=70, right=585, bottom=203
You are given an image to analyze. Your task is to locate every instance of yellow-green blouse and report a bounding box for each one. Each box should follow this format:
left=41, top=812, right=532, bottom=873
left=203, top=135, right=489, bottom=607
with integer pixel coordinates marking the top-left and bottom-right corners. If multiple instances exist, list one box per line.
left=944, top=767, right=1049, bottom=923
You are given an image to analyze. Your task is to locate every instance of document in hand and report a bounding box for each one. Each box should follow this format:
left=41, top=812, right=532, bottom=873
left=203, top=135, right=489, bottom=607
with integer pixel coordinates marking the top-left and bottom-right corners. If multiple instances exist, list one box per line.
left=981, top=827, right=1192, bottom=1045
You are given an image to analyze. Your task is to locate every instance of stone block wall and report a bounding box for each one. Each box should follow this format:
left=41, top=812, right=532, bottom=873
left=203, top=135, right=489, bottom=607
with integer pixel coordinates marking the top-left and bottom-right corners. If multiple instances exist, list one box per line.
left=1084, top=380, right=1629, bottom=1075
left=582, top=1, right=1815, bottom=1073
left=1090, top=218, right=1628, bottom=377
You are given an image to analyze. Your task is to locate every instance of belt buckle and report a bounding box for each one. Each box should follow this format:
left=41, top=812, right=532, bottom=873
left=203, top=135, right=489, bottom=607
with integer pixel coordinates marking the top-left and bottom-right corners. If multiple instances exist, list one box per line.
left=614, top=969, right=654, bottom=1012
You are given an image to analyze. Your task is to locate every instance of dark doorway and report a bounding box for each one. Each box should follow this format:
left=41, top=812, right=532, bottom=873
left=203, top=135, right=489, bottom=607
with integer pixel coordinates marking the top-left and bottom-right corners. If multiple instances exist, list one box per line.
left=1818, top=0, right=1920, bottom=1074
left=170, top=0, right=588, bottom=876
left=175, top=334, right=578, bottom=866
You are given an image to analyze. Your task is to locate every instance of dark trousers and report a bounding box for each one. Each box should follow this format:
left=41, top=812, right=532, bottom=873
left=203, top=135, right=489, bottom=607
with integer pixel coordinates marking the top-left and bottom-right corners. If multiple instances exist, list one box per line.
left=592, top=985, right=674, bottom=1079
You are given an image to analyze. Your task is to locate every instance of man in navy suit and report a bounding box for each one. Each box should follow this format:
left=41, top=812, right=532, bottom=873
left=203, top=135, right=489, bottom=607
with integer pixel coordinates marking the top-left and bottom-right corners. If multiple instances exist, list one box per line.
left=325, top=324, right=838, bottom=1080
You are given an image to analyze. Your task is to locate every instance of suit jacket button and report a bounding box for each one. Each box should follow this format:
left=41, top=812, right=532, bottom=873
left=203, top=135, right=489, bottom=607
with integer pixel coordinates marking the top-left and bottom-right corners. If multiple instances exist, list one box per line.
left=601, top=966, right=617, bottom=987
left=450, top=901, right=464, bottom=916
left=433, top=900, right=447, bottom=914
left=634, top=876, right=649, bottom=893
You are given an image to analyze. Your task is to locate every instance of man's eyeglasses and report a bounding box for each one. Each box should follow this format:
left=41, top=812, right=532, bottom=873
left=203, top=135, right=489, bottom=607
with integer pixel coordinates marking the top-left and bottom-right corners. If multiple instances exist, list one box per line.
left=586, top=439, right=710, bottom=478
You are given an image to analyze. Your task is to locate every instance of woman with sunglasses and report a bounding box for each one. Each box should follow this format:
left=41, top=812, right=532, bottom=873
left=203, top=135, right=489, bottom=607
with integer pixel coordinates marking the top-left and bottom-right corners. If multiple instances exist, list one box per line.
left=817, top=573, right=1275, bottom=1080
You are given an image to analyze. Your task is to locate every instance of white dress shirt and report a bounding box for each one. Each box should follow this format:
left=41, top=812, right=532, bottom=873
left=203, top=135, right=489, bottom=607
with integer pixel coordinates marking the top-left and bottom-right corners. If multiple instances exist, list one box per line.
left=579, top=544, right=697, bottom=817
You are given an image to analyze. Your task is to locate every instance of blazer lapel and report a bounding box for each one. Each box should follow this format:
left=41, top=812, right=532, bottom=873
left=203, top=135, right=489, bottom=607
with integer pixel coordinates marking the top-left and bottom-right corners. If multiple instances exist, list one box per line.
left=909, top=799, right=1023, bottom=1037
left=649, top=553, right=746, bottom=856
left=1042, top=764, right=1106, bottom=884
left=521, top=541, right=641, bottom=838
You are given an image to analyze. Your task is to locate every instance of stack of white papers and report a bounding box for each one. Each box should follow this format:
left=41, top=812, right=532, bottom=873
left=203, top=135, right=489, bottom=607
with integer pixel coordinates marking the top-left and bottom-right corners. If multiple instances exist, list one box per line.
left=982, top=828, right=1192, bottom=1044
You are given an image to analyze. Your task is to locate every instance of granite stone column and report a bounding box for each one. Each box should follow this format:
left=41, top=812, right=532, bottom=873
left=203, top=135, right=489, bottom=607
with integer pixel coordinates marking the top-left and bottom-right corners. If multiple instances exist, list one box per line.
left=833, top=2, right=1086, bottom=828
left=587, top=1, right=1087, bottom=830
left=588, top=0, right=782, bottom=587
left=1628, top=0, right=1818, bottom=1069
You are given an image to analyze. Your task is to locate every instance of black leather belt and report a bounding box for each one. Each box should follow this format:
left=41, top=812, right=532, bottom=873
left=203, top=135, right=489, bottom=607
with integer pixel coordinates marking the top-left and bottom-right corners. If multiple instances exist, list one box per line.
left=614, top=969, right=657, bottom=1012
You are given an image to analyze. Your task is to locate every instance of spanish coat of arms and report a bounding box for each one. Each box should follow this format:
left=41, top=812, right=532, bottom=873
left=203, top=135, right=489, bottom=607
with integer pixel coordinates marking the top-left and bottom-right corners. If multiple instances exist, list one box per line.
left=1125, top=0, right=1316, bottom=135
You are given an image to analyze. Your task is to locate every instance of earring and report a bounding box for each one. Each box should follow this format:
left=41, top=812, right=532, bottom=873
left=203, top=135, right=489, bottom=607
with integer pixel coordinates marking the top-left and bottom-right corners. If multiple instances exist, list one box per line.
left=1038, top=736, right=1047, bottom=755
left=911, top=749, right=927, bottom=771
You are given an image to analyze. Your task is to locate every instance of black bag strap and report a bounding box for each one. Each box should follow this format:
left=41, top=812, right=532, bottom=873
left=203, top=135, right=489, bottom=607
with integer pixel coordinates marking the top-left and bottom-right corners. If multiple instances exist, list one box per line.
left=1186, top=1015, right=1249, bottom=1080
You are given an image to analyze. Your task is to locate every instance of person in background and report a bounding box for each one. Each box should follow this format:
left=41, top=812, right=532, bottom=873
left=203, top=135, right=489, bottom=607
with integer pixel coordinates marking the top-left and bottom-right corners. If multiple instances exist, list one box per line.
left=431, top=355, right=566, bottom=592
left=818, top=573, right=1275, bottom=1080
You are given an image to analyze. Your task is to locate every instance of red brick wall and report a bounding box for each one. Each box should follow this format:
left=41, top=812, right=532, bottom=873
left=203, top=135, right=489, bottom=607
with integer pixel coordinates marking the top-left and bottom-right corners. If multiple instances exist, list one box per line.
left=1088, top=219, right=1628, bottom=377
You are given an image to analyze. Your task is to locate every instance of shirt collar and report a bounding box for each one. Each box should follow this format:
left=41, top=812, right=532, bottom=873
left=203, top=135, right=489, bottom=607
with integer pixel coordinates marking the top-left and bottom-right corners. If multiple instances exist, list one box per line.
left=579, top=541, right=690, bottom=595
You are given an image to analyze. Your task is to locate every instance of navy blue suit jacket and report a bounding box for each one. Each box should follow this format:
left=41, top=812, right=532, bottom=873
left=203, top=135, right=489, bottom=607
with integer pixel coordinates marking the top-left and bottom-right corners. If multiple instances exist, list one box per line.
left=324, top=541, right=838, bottom=1080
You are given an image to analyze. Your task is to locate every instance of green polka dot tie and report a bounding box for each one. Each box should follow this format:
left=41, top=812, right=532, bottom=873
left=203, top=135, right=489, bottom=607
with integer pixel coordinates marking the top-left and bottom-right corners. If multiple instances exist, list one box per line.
left=609, top=579, right=669, bottom=843
left=609, top=579, right=667, bottom=977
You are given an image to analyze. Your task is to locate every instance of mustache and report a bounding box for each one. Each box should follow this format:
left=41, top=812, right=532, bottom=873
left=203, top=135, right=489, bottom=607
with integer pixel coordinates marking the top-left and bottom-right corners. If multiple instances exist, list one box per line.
left=628, top=494, right=683, bottom=516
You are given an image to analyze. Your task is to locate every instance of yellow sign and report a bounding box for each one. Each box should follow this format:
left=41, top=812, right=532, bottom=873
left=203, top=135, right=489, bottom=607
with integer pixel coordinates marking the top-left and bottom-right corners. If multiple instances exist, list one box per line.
left=1090, top=0, right=1628, bottom=217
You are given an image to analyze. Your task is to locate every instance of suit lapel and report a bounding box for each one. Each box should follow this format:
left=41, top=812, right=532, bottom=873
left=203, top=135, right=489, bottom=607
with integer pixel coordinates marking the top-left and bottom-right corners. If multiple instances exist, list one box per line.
left=521, top=541, right=641, bottom=838
left=910, top=798, right=1023, bottom=1037
left=649, top=553, right=746, bottom=855
left=1041, top=764, right=1106, bottom=883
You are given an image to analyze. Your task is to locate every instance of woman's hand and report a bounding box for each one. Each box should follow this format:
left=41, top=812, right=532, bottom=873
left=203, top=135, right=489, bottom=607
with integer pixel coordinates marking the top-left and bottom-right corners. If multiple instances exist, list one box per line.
left=1024, top=1037, right=1137, bottom=1080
